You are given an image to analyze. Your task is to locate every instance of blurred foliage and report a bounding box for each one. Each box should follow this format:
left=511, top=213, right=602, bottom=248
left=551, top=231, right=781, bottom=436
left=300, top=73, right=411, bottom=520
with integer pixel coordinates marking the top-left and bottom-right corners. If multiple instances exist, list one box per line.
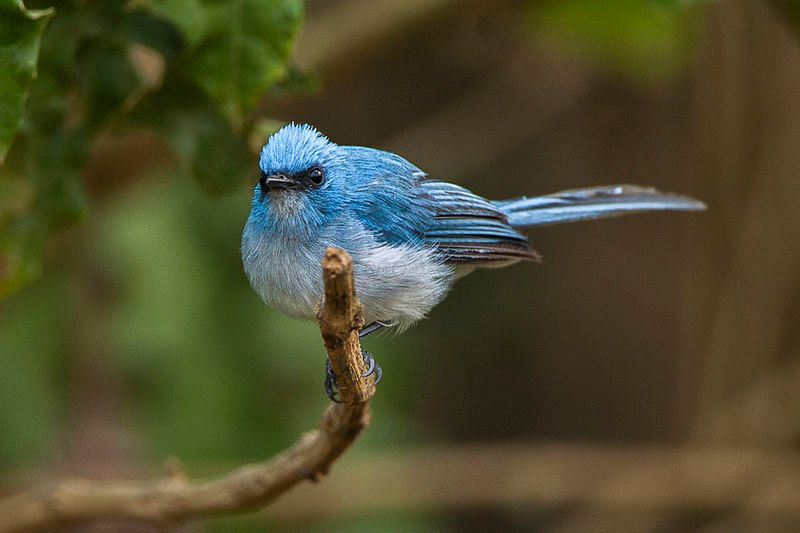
left=528, top=0, right=706, bottom=82
left=0, top=0, right=52, bottom=161
left=0, top=0, right=303, bottom=296
left=142, top=0, right=302, bottom=124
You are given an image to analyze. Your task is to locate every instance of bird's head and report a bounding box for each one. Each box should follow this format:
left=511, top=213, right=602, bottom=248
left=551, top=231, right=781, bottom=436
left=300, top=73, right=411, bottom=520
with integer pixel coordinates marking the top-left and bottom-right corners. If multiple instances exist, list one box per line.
left=250, top=123, right=349, bottom=228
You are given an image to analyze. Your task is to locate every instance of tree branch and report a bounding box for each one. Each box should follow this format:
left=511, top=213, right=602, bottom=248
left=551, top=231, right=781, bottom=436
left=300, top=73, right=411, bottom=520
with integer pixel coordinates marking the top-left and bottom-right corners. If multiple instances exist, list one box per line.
left=0, top=247, right=375, bottom=533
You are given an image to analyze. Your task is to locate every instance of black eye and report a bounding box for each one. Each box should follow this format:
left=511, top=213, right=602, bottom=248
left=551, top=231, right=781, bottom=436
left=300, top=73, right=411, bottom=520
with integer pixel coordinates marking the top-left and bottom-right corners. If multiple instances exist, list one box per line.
left=258, top=171, right=268, bottom=190
left=308, top=167, right=324, bottom=186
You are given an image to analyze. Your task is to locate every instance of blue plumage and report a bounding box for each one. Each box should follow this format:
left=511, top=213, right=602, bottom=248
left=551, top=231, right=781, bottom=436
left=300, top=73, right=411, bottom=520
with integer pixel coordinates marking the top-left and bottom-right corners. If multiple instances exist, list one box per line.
left=242, top=123, right=705, bottom=332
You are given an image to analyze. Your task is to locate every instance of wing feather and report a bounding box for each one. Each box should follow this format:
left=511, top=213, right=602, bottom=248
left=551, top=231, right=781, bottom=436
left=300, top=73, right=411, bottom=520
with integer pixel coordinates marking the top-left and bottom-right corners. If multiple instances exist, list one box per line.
left=420, top=180, right=539, bottom=263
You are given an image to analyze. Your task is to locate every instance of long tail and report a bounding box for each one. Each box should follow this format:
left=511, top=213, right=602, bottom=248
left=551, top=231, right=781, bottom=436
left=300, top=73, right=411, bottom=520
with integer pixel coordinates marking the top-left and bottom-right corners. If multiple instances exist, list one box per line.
left=493, top=185, right=706, bottom=227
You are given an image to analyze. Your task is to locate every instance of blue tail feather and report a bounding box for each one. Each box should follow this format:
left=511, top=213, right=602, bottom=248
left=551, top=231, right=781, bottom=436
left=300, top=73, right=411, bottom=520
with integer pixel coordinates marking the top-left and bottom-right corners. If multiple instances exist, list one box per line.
left=494, top=185, right=706, bottom=228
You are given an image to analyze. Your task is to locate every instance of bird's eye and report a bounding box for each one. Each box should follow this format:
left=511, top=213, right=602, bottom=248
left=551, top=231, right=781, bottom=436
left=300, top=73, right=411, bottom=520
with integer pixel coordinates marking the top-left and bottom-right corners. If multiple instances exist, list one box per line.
left=258, top=172, right=268, bottom=191
left=308, top=167, right=324, bottom=186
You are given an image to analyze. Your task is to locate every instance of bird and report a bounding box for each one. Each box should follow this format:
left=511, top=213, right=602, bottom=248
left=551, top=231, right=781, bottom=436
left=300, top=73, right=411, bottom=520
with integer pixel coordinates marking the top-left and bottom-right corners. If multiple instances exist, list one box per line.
left=241, top=123, right=705, bottom=398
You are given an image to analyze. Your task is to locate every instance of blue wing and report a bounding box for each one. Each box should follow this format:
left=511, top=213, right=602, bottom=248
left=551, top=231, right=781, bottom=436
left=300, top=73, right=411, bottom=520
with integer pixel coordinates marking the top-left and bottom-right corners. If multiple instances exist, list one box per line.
left=420, top=180, right=540, bottom=263
left=345, top=147, right=433, bottom=245
left=342, top=146, right=539, bottom=264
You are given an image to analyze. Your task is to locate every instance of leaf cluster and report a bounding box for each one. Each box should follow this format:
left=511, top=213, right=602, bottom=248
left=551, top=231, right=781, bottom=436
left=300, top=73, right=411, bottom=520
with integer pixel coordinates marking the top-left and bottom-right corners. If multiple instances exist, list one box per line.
left=0, top=0, right=304, bottom=296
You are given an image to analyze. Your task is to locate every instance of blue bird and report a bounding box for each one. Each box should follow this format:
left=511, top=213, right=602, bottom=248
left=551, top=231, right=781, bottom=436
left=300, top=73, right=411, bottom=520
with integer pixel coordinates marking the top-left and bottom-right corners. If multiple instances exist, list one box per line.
left=241, top=123, right=705, bottom=397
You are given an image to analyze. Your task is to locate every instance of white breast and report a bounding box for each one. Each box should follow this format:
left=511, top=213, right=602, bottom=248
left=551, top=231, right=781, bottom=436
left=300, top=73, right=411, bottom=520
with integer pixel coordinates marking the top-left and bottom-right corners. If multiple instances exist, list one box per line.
left=242, top=226, right=324, bottom=320
left=242, top=217, right=454, bottom=330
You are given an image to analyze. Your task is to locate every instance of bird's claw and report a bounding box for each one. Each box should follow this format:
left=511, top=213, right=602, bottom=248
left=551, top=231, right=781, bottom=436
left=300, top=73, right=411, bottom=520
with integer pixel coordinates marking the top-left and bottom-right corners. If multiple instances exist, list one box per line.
left=361, top=351, right=382, bottom=384
left=324, top=358, right=342, bottom=403
left=324, top=350, right=382, bottom=402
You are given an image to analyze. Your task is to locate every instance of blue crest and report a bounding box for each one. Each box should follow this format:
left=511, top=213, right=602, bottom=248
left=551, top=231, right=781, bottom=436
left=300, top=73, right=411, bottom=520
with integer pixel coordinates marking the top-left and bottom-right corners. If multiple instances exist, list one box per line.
left=259, top=123, right=339, bottom=175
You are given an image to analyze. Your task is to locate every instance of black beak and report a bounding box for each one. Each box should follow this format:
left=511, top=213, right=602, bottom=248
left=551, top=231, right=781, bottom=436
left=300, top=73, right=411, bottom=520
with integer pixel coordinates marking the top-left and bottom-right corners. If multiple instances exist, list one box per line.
left=261, top=174, right=298, bottom=191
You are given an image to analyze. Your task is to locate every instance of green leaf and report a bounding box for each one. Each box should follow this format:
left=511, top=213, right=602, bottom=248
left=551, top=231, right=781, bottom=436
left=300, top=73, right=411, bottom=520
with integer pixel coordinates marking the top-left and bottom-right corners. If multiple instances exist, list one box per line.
left=27, top=126, right=90, bottom=227
left=23, top=10, right=80, bottom=134
left=122, top=10, right=184, bottom=64
left=0, top=0, right=53, bottom=162
left=140, top=0, right=209, bottom=46
left=133, top=74, right=252, bottom=193
left=142, top=0, right=303, bottom=125
left=0, top=0, right=305, bottom=298
left=75, top=37, right=141, bottom=128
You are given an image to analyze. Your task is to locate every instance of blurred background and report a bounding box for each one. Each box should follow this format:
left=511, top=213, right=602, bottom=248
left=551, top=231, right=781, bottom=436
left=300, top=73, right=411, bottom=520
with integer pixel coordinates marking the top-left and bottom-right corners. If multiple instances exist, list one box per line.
left=2, top=0, right=800, bottom=531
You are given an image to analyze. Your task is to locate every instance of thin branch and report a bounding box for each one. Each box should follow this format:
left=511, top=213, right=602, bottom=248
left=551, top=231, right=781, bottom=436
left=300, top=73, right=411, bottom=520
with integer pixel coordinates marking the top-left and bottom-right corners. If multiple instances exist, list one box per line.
left=0, top=247, right=375, bottom=533
left=317, top=247, right=373, bottom=405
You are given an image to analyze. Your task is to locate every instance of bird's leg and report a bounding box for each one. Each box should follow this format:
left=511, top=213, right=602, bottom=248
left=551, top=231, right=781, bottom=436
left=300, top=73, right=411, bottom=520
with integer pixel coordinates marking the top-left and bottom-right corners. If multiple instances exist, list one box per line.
left=324, top=350, right=382, bottom=403
left=359, top=320, right=395, bottom=338
left=324, top=320, right=390, bottom=401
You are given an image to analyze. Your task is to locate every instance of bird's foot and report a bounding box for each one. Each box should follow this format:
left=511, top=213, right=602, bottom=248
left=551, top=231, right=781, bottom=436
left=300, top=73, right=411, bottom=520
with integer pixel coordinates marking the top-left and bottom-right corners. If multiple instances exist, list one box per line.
left=324, top=350, right=382, bottom=403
